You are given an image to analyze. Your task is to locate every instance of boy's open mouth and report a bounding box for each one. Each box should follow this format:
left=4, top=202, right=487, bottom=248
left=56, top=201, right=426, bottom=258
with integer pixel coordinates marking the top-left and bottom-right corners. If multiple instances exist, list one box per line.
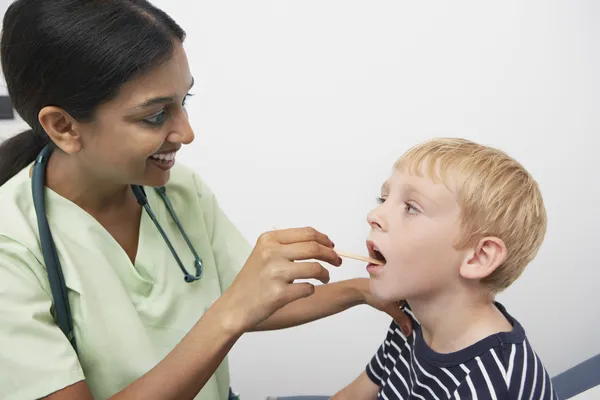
left=367, top=241, right=387, bottom=265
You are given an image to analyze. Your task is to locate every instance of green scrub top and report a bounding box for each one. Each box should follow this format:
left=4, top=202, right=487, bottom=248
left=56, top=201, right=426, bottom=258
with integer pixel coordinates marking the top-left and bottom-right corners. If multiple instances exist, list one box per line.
left=0, top=162, right=252, bottom=400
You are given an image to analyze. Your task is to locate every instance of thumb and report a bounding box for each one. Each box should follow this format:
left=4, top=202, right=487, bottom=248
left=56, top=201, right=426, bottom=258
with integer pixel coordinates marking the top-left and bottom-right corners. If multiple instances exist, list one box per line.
left=385, top=305, right=412, bottom=336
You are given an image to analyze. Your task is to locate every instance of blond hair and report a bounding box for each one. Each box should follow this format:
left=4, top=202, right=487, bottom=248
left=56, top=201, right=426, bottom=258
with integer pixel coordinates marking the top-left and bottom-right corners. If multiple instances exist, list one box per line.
left=395, top=138, right=547, bottom=292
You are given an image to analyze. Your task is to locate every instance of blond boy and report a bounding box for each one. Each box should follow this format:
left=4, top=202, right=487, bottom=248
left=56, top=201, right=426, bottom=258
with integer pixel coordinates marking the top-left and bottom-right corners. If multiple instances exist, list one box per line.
left=333, top=138, right=557, bottom=399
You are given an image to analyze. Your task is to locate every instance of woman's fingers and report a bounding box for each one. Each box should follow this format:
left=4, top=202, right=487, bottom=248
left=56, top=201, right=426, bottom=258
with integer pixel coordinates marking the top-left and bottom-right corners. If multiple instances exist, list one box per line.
left=270, top=227, right=335, bottom=248
left=283, top=262, right=330, bottom=284
left=384, top=303, right=413, bottom=336
left=280, top=242, right=342, bottom=266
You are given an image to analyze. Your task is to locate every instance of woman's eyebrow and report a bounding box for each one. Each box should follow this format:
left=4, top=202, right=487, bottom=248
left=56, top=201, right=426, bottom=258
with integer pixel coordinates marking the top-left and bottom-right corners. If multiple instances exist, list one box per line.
left=132, top=77, right=195, bottom=110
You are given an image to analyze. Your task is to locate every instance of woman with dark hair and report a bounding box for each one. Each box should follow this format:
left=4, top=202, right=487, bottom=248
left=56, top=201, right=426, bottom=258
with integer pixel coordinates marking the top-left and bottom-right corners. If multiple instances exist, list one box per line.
left=0, top=1, right=411, bottom=399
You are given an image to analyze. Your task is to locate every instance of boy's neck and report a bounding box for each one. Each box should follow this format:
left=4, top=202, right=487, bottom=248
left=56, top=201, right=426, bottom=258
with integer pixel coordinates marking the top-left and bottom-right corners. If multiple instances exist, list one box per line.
left=408, top=290, right=513, bottom=354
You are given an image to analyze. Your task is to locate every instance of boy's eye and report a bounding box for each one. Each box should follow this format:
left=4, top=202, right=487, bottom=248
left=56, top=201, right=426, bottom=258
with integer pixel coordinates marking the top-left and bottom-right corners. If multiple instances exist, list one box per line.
left=143, top=111, right=167, bottom=126
left=405, top=202, right=420, bottom=215
left=377, top=196, right=386, bottom=204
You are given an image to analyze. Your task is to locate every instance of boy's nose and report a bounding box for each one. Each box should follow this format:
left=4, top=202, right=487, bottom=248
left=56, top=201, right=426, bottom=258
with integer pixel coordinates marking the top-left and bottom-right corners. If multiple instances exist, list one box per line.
left=367, top=207, right=387, bottom=232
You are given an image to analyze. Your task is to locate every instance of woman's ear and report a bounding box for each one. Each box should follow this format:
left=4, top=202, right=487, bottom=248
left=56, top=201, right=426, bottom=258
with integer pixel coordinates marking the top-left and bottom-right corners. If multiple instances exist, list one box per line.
left=460, top=236, right=507, bottom=281
left=38, top=106, right=83, bottom=153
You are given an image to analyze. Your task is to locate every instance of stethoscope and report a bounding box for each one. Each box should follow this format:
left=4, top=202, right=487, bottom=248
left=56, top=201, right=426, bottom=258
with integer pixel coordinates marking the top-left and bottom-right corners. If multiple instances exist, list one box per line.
left=32, top=144, right=204, bottom=352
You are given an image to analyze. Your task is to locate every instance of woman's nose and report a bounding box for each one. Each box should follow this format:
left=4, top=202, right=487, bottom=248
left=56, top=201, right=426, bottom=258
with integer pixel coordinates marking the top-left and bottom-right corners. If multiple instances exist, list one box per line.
left=168, top=112, right=195, bottom=145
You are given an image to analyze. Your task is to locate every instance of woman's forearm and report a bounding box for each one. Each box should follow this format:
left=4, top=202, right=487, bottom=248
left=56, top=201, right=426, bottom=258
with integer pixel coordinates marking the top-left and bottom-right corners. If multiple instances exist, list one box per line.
left=252, top=279, right=367, bottom=331
left=110, top=298, right=242, bottom=400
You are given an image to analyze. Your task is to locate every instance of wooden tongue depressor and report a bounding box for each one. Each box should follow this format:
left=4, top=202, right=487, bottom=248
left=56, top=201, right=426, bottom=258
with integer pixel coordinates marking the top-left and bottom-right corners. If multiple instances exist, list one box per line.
left=336, top=251, right=385, bottom=265
left=268, top=226, right=384, bottom=266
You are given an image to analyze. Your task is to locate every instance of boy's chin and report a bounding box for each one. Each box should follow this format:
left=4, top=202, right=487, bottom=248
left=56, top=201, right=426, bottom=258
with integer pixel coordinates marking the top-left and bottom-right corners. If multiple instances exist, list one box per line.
left=369, top=278, right=408, bottom=304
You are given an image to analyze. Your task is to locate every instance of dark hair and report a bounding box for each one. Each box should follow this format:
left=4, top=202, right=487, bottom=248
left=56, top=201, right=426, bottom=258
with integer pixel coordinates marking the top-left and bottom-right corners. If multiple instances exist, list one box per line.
left=0, top=0, right=185, bottom=186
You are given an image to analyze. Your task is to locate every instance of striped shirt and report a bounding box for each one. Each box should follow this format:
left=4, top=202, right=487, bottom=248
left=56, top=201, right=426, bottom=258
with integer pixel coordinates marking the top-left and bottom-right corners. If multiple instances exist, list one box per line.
left=366, top=302, right=557, bottom=400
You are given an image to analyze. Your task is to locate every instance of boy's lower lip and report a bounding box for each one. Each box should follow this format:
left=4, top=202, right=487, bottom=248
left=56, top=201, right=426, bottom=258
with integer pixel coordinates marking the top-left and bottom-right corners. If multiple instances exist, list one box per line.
left=367, top=263, right=385, bottom=275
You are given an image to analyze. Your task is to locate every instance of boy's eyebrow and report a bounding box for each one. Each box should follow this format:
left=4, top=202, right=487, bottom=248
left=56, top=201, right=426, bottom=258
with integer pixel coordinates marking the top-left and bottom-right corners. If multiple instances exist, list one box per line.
left=402, top=183, right=442, bottom=208
left=381, top=181, right=390, bottom=193
left=132, top=78, right=195, bottom=110
left=382, top=181, right=442, bottom=208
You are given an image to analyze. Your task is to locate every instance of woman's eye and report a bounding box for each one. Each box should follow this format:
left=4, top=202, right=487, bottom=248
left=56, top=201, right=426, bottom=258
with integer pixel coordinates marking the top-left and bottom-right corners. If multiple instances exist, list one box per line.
left=182, top=92, right=194, bottom=107
left=143, top=111, right=167, bottom=126
left=377, top=196, right=386, bottom=204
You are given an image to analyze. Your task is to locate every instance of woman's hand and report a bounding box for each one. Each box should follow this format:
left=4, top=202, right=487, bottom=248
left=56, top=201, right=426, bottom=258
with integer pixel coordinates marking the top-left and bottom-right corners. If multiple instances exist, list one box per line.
left=355, top=278, right=413, bottom=336
left=217, top=227, right=342, bottom=334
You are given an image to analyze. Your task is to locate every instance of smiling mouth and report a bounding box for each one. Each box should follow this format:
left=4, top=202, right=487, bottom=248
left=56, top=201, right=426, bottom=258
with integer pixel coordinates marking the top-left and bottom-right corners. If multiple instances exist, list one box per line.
left=149, top=152, right=176, bottom=164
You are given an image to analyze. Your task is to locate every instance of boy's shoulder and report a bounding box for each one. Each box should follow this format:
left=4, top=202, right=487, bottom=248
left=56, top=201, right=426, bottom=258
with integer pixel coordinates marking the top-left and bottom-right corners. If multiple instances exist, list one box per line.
left=366, top=302, right=558, bottom=399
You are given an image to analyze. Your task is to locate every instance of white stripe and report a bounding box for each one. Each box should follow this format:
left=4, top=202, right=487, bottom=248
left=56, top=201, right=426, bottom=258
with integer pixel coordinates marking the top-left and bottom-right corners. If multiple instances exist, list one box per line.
left=399, top=351, right=418, bottom=398
left=507, top=344, right=517, bottom=388
left=381, top=388, right=390, bottom=400
left=395, top=327, right=408, bottom=342
left=404, top=308, right=417, bottom=321
left=453, top=388, right=461, bottom=400
left=455, top=365, right=474, bottom=400
left=461, top=363, right=475, bottom=400
left=391, top=340, right=403, bottom=354
left=549, top=378, right=554, bottom=399
left=476, top=356, right=498, bottom=400
left=517, top=341, right=528, bottom=399
left=388, top=379, right=405, bottom=400
left=528, top=350, right=539, bottom=400
left=368, top=363, right=382, bottom=382
left=442, top=367, right=461, bottom=386
left=409, top=347, right=440, bottom=400
left=414, top=355, right=450, bottom=397
left=539, top=369, right=546, bottom=399
left=387, top=342, right=410, bottom=390
left=375, top=352, right=385, bottom=370
left=384, top=340, right=390, bottom=359
left=393, top=364, right=411, bottom=393
left=384, top=365, right=394, bottom=385
left=464, top=371, right=478, bottom=400
left=398, top=354, right=412, bottom=388
left=490, top=349, right=508, bottom=386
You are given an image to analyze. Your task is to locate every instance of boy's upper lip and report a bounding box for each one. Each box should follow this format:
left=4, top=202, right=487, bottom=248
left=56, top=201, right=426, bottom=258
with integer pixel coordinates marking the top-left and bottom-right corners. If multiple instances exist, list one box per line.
left=366, top=240, right=383, bottom=260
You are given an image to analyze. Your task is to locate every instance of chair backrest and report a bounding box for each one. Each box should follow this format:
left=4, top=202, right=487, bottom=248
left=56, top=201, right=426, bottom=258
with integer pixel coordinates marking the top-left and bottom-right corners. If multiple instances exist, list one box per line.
left=551, top=353, right=600, bottom=399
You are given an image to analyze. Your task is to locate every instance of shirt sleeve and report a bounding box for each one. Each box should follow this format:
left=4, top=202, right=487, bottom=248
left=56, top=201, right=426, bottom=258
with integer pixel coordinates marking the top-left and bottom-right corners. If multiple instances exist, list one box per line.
left=366, top=337, right=388, bottom=386
left=0, top=236, right=85, bottom=400
left=365, top=320, right=401, bottom=386
left=192, top=174, right=252, bottom=294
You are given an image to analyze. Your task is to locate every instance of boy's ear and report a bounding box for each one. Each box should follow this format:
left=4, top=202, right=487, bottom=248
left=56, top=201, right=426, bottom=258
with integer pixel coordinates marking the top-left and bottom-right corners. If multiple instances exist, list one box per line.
left=460, top=237, right=507, bottom=281
left=38, top=106, right=83, bottom=154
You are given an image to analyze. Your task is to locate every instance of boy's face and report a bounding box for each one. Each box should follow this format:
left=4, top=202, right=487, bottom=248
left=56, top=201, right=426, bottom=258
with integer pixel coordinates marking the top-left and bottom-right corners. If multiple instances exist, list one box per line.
left=366, top=167, right=467, bottom=302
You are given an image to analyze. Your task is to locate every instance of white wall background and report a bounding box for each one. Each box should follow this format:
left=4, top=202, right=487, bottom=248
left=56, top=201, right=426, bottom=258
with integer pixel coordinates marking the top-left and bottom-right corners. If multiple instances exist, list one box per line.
left=2, top=1, right=599, bottom=399
left=155, top=1, right=599, bottom=398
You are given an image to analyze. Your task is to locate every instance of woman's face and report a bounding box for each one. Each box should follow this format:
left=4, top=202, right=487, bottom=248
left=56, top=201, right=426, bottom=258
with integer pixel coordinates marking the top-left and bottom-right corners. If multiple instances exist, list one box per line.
left=75, top=42, right=195, bottom=188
